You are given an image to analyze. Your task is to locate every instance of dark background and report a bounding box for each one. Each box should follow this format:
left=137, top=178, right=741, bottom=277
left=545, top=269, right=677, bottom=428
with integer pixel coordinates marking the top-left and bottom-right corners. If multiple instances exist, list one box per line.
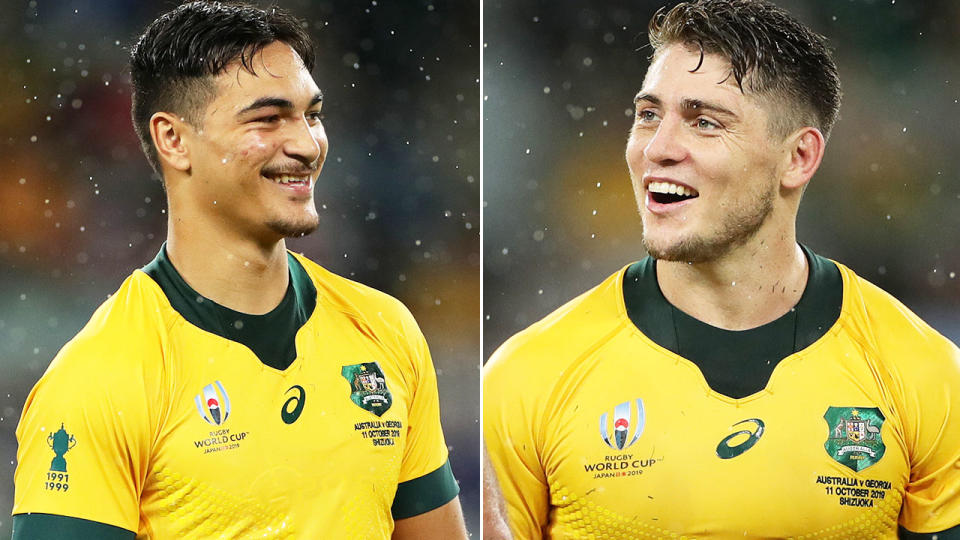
left=484, top=0, right=960, bottom=359
left=0, top=0, right=480, bottom=536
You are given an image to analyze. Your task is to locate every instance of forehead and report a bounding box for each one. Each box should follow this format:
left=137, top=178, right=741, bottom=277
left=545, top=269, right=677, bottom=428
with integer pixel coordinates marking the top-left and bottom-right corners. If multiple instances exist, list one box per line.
left=209, top=41, right=319, bottom=109
left=640, top=43, right=748, bottom=108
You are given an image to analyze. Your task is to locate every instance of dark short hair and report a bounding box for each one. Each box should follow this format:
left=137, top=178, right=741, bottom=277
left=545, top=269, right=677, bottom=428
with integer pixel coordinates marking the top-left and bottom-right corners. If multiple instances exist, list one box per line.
left=648, top=0, right=841, bottom=140
left=130, top=1, right=316, bottom=174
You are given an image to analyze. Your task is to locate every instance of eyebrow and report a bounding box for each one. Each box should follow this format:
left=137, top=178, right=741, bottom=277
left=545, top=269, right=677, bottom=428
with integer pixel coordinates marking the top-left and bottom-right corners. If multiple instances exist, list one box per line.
left=237, top=92, right=323, bottom=116
left=634, top=93, right=738, bottom=119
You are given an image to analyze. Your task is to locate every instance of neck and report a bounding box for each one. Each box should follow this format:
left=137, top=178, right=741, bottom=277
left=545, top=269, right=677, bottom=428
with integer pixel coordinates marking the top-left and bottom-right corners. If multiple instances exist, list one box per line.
left=165, top=213, right=289, bottom=315
left=655, top=230, right=808, bottom=331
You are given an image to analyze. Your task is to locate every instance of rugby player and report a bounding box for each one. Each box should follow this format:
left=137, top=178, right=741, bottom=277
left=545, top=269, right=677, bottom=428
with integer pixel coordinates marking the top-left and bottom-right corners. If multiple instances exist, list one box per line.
left=12, top=2, right=466, bottom=538
left=483, top=1, right=960, bottom=538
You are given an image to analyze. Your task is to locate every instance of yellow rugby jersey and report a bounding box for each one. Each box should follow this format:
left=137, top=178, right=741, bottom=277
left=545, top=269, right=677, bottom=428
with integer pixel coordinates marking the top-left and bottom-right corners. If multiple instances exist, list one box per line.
left=14, top=247, right=458, bottom=538
left=484, top=248, right=960, bottom=539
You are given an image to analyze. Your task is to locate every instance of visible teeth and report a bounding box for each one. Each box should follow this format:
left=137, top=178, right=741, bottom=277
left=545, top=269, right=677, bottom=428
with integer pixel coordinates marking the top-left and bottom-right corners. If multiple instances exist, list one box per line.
left=648, top=181, right=697, bottom=197
left=272, top=175, right=308, bottom=184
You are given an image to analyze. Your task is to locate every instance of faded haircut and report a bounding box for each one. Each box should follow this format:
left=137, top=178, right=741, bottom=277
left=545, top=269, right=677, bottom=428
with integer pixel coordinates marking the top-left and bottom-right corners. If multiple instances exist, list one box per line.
left=648, top=0, right=842, bottom=140
left=130, top=1, right=316, bottom=174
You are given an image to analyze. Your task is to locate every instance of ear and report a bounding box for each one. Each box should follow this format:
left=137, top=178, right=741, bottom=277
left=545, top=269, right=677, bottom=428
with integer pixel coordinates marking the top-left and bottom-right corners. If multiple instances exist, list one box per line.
left=149, top=112, right=192, bottom=172
left=780, top=127, right=825, bottom=190
left=780, top=126, right=827, bottom=189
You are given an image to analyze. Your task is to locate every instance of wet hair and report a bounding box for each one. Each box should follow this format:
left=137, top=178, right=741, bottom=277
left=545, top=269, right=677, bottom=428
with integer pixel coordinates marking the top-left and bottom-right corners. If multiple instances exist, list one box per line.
left=648, top=0, right=841, bottom=140
left=130, top=1, right=315, bottom=174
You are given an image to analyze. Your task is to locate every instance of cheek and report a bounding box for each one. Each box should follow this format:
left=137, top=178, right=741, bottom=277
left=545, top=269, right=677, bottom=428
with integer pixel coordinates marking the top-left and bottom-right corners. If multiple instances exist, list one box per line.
left=625, top=134, right=646, bottom=174
left=312, top=125, right=329, bottom=157
left=237, top=135, right=280, bottom=161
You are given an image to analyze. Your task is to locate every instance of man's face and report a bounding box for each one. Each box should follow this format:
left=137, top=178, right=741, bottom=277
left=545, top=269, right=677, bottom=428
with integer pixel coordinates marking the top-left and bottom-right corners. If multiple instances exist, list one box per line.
left=184, top=41, right=327, bottom=240
left=626, top=43, right=785, bottom=263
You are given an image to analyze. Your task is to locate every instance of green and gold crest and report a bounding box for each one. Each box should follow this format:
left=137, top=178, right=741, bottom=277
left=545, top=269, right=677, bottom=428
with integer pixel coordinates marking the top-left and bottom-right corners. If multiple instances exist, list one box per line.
left=823, top=407, right=885, bottom=472
left=341, top=362, right=392, bottom=416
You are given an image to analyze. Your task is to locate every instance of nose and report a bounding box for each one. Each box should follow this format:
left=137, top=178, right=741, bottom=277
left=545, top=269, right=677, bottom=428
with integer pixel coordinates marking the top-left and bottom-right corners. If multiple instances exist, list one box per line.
left=284, top=116, right=326, bottom=166
left=642, top=117, right=687, bottom=165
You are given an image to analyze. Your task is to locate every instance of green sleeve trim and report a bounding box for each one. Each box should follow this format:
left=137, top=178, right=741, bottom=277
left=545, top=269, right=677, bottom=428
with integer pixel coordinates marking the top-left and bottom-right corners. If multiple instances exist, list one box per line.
left=12, top=513, right=135, bottom=540
left=899, top=524, right=960, bottom=539
left=391, top=459, right=460, bottom=520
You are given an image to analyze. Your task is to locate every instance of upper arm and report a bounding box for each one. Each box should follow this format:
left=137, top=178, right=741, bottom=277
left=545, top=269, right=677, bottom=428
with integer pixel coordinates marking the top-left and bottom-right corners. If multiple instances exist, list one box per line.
left=483, top=348, right=550, bottom=539
left=897, top=336, right=960, bottom=533
left=13, top=337, right=154, bottom=532
left=390, top=306, right=459, bottom=520
left=392, top=497, right=467, bottom=540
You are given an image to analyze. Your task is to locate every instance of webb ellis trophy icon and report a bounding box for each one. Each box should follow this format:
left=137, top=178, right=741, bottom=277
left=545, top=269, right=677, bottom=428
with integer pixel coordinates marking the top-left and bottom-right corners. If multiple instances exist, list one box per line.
left=47, top=423, right=77, bottom=472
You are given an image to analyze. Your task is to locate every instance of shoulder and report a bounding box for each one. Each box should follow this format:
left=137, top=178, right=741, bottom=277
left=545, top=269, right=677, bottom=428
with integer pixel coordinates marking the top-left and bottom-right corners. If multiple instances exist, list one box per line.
left=484, top=266, right=628, bottom=390
left=291, top=252, right=422, bottom=340
left=836, top=262, right=959, bottom=378
left=19, top=270, right=170, bottom=439
left=46, top=270, right=170, bottom=380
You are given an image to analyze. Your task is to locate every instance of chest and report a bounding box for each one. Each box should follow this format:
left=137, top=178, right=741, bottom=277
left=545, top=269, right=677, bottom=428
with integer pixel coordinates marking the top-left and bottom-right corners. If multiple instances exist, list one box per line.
left=139, top=317, right=410, bottom=536
left=542, top=334, right=908, bottom=538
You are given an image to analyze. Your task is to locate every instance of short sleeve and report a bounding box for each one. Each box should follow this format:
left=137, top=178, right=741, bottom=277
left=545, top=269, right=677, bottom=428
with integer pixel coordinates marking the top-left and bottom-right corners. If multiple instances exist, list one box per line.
left=483, top=344, right=550, bottom=539
left=897, top=335, right=960, bottom=533
left=13, top=335, right=154, bottom=533
left=390, top=306, right=458, bottom=519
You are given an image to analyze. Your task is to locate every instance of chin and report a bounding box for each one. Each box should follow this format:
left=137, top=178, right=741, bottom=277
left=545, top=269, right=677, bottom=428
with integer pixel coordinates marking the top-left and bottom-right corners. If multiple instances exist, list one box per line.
left=642, top=234, right=727, bottom=264
left=266, top=216, right=319, bottom=239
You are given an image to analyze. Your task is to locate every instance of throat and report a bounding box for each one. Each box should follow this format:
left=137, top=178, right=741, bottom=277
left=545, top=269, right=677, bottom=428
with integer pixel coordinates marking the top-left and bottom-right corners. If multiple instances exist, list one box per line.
left=656, top=256, right=809, bottom=330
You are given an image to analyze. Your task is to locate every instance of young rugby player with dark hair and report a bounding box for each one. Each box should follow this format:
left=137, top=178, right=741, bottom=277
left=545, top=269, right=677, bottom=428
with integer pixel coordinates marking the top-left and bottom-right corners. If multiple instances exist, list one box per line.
left=13, top=3, right=467, bottom=538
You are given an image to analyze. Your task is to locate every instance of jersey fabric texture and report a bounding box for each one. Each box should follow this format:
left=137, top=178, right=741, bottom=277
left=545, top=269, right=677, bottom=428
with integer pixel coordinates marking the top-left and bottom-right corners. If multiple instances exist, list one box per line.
left=484, top=248, right=960, bottom=539
left=14, top=247, right=458, bottom=539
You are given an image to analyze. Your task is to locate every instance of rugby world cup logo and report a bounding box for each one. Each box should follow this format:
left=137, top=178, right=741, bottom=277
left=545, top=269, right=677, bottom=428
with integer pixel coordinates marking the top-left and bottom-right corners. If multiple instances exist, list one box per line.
left=195, top=380, right=231, bottom=425
left=599, top=398, right=645, bottom=450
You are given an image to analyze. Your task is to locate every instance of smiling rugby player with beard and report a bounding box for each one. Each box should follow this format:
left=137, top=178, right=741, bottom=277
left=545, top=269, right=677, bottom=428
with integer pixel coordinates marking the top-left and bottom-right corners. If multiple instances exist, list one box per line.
left=484, top=1, right=960, bottom=538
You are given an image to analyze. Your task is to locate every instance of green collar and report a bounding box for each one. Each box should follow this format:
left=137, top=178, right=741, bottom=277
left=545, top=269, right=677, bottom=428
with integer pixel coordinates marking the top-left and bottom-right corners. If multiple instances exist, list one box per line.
left=142, top=244, right=317, bottom=371
left=623, top=245, right=842, bottom=398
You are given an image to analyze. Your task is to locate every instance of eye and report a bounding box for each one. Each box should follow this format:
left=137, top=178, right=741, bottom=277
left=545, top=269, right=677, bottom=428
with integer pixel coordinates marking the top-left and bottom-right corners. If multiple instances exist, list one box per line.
left=636, top=109, right=658, bottom=123
left=306, top=111, right=324, bottom=123
left=696, top=117, right=720, bottom=130
left=256, top=115, right=281, bottom=124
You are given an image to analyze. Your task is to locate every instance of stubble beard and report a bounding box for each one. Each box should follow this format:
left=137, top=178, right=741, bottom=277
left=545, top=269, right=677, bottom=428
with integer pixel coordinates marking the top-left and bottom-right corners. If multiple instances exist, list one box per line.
left=266, top=209, right=320, bottom=239
left=641, top=183, right=776, bottom=263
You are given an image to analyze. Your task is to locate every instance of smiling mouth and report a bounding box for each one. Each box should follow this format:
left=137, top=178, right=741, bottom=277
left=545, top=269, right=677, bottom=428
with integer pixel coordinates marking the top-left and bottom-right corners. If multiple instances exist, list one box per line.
left=263, top=173, right=312, bottom=186
left=648, top=181, right=699, bottom=204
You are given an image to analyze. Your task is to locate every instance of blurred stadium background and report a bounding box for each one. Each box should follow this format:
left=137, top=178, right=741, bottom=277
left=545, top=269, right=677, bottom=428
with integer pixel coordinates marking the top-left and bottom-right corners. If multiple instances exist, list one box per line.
left=484, top=0, right=960, bottom=362
left=0, top=0, right=479, bottom=536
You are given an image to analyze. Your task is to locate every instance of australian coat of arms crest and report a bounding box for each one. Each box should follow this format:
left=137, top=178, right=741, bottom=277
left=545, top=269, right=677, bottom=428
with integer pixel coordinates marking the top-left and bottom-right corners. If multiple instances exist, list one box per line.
left=341, top=362, right=393, bottom=417
left=823, top=407, right=885, bottom=472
